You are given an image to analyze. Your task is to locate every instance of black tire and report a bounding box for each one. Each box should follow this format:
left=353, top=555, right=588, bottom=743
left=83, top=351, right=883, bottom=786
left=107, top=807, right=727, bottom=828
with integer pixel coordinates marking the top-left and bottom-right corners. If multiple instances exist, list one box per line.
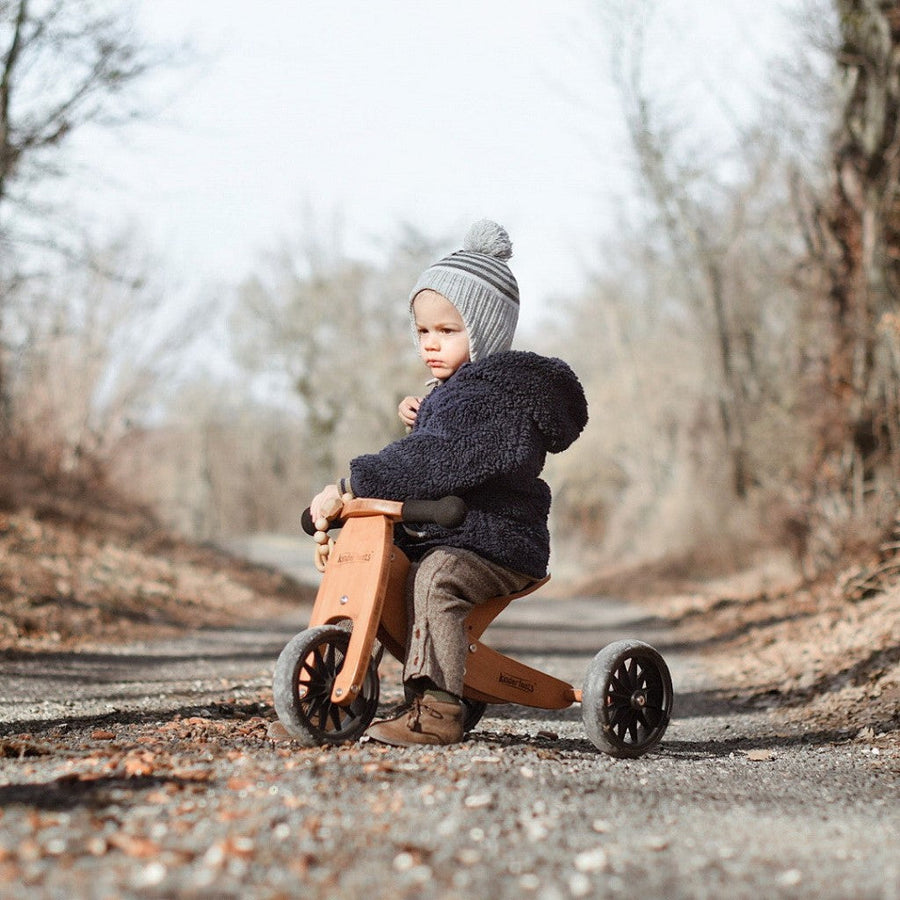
left=273, top=625, right=380, bottom=746
left=582, top=640, right=673, bottom=758
left=461, top=698, right=488, bottom=733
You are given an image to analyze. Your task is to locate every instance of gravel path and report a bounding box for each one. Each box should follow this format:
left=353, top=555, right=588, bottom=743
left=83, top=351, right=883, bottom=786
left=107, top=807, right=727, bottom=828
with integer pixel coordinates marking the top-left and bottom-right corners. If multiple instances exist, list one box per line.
left=1, top=590, right=898, bottom=899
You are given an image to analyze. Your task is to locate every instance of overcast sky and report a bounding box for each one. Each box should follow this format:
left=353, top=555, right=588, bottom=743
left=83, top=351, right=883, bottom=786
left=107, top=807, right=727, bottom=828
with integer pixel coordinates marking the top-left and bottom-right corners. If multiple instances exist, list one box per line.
left=62, top=1, right=797, bottom=330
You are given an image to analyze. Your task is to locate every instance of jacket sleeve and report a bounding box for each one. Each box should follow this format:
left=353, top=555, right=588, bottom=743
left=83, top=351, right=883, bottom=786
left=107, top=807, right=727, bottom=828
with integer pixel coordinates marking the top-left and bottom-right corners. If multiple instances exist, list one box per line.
left=349, top=377, right=540, bottom=501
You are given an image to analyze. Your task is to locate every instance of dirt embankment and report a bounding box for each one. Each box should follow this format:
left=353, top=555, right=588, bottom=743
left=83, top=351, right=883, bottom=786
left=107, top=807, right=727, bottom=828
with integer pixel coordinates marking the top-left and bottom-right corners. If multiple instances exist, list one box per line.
left=579, top=551, right=900, bottom=745
left=0, top=465, right=314, bottom=652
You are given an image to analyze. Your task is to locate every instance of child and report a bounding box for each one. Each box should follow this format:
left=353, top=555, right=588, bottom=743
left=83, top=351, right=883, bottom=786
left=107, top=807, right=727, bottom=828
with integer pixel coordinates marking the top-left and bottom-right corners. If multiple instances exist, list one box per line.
left=309, top=220, right=588, bottom=746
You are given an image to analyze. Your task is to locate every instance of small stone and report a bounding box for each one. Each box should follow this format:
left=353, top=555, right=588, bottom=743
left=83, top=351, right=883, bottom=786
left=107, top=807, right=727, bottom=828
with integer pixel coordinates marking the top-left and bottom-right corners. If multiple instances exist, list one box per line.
left=86, top=836, right=108, bottom=856
left=777, top=869, right=803, bottom=887
left=456, top=848, right=481, bottom=866
left=745, top=749, right=776, bottom=762
left=133, top=862, right=167, bottom=888
left=569, top=873, right=593, bottom=897
left=574, top=846, right=608, bottom=873
left=464, top=794, right=492, bottom=809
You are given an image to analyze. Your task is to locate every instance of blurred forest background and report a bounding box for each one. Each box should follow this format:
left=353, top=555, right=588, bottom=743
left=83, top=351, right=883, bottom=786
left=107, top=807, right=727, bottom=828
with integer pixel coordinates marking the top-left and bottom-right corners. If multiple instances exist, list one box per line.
left=2, top=0, right=900, bottom=580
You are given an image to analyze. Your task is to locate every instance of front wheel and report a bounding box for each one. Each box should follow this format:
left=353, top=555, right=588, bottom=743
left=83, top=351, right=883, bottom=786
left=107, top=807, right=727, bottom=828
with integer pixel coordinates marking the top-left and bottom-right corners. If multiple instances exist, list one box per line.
left=273, top=625, right=380, bottom=746
left=582, top=640, right=673, bottom=758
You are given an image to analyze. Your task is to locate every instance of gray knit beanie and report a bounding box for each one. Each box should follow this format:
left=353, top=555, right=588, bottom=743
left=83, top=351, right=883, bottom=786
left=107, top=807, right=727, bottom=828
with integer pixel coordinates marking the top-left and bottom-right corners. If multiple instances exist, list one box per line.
left=409, top=219, right=519, bottom=363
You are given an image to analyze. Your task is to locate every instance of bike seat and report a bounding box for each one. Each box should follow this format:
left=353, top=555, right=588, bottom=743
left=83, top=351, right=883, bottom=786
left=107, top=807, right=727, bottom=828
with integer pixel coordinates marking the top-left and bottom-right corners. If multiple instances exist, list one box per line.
left=464, top=574, right=551, bottom=641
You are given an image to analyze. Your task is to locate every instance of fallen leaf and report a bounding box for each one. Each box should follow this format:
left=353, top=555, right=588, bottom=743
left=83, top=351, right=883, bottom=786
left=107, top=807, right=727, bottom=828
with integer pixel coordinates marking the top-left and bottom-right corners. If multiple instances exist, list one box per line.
left=108, top=834, right=160, bottom=859
left=123, top=752, right=156, bottom=777
left=745, top=749, right=776, bottom=761
left=226, top=776, right=254, bottom=791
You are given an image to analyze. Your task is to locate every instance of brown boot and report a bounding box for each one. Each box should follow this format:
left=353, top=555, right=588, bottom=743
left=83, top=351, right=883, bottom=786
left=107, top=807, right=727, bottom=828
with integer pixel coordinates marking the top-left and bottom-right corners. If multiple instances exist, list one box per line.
left=365, top=696, right=463, bottom=747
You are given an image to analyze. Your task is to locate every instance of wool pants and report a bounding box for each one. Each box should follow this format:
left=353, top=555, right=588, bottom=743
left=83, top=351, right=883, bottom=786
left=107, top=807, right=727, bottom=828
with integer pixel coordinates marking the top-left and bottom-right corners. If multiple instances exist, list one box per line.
left=403, top=547, right=533, bottom=697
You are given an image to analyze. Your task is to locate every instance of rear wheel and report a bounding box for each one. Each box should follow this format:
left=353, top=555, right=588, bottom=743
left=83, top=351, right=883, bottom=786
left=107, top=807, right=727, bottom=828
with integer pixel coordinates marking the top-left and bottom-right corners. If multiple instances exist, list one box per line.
left=461, top=698, right=488, bottom=733
left=582, top=640, right=673, bottom=758
left=273, top=625, right=380, bottom=746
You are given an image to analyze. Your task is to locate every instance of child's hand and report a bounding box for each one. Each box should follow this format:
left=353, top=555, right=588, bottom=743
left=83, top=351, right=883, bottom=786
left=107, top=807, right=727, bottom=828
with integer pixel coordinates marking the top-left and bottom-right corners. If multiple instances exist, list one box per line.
left=310, top=484, right=341, bottom=525
left=399, top=395, right=422, bottom=428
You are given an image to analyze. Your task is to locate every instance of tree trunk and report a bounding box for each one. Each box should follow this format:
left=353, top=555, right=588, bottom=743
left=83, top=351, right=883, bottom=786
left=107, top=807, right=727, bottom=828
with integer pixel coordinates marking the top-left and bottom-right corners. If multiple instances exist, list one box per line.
left=817, top=0, right=900, bottom=510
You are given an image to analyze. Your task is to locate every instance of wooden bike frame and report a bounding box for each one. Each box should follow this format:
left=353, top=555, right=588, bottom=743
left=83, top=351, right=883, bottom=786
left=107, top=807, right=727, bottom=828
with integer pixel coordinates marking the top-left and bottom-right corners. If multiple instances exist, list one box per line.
left=308, top=499, right=581, bottom=709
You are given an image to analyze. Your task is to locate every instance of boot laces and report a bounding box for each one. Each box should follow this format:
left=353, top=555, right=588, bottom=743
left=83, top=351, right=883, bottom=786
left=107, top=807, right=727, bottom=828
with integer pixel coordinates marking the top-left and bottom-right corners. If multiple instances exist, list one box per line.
left=406, top=698, right=444, bottom=731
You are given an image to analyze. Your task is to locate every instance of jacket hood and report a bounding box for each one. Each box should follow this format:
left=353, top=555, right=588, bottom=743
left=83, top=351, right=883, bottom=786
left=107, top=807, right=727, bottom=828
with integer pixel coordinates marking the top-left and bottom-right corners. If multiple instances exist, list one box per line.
left=466, top=350, right=588, bottom=454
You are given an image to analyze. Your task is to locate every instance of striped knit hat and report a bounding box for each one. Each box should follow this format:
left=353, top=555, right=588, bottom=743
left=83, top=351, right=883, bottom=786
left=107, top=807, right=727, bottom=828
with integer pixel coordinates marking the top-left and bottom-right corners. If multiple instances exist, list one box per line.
left=409, top=219, right=519, bottom=363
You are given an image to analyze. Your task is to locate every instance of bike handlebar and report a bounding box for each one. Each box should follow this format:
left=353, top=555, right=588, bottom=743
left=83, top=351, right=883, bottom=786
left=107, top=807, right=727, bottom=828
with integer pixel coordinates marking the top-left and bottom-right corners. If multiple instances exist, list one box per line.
left=301, top=496, right=467, bottom=536
left=400, top=496, right=467, bottom=529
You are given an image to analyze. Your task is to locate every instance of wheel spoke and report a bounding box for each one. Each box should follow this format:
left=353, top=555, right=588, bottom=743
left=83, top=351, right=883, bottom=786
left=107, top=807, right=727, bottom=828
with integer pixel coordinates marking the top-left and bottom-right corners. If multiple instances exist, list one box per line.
left=299, top=660, right=322, bottom=684
left=324, top=642, right=337, bottom=674
left=317, top=700, right=334, bottom=730
left=299, top=656, right=318, bottom=681
left=306, top=694, right=326, bottom=724
left=612, top=707, right=634, bottom=731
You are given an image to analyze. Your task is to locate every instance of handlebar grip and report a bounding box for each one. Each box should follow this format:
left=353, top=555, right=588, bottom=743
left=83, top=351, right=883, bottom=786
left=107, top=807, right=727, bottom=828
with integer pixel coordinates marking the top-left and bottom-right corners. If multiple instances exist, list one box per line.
left=300, top=508, right=317, bottom=536
left=401, top=496, right=467, bottom=529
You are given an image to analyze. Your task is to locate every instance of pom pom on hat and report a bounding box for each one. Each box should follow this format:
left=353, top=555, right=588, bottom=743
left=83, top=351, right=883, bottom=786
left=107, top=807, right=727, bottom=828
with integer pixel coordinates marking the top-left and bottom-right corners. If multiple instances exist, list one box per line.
left=409, top=219, right=519, bottom=363
left=463, top=219, right=513, bottom=260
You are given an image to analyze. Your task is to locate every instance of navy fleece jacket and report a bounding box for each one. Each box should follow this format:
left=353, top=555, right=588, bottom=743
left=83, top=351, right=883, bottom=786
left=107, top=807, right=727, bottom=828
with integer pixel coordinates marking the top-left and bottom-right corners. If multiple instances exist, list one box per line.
left=349, top=350, right=588, bottom=578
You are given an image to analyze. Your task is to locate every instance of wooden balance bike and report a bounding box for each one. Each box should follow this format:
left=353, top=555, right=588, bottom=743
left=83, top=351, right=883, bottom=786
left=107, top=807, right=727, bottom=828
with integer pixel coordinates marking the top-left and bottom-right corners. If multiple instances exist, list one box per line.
left=273, top=496, right=673, bottom=758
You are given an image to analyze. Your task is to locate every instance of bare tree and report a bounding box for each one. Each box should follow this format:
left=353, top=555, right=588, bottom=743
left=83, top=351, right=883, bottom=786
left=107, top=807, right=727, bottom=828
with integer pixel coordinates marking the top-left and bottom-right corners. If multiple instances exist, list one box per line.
left=603, top=5, right=753, bottom=499
left=231, top=219, right=442, bottom=488
left=5, top=231, right=208, bottom=478
left=0, top=0, right=173, bottom=429
left=804, top=0, right=900, bottom=519
left=110, top=381, right=315, bottom=540
left=0, top=0, right=160, bottom=218
left=545, top=1, right=841, bottom=565
left=589, top=1, right=825, bottom=511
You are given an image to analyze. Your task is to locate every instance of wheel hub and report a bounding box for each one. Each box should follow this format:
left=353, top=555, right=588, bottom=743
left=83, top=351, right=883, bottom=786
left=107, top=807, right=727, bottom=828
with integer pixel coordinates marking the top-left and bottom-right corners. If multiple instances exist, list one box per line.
left=630, top=689, right=648, bottom=709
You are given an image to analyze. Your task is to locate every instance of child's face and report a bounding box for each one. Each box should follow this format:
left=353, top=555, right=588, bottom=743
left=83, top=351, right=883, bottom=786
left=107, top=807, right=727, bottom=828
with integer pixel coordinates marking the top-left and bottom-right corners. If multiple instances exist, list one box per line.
left=412, top=290, right=470, bottom=380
